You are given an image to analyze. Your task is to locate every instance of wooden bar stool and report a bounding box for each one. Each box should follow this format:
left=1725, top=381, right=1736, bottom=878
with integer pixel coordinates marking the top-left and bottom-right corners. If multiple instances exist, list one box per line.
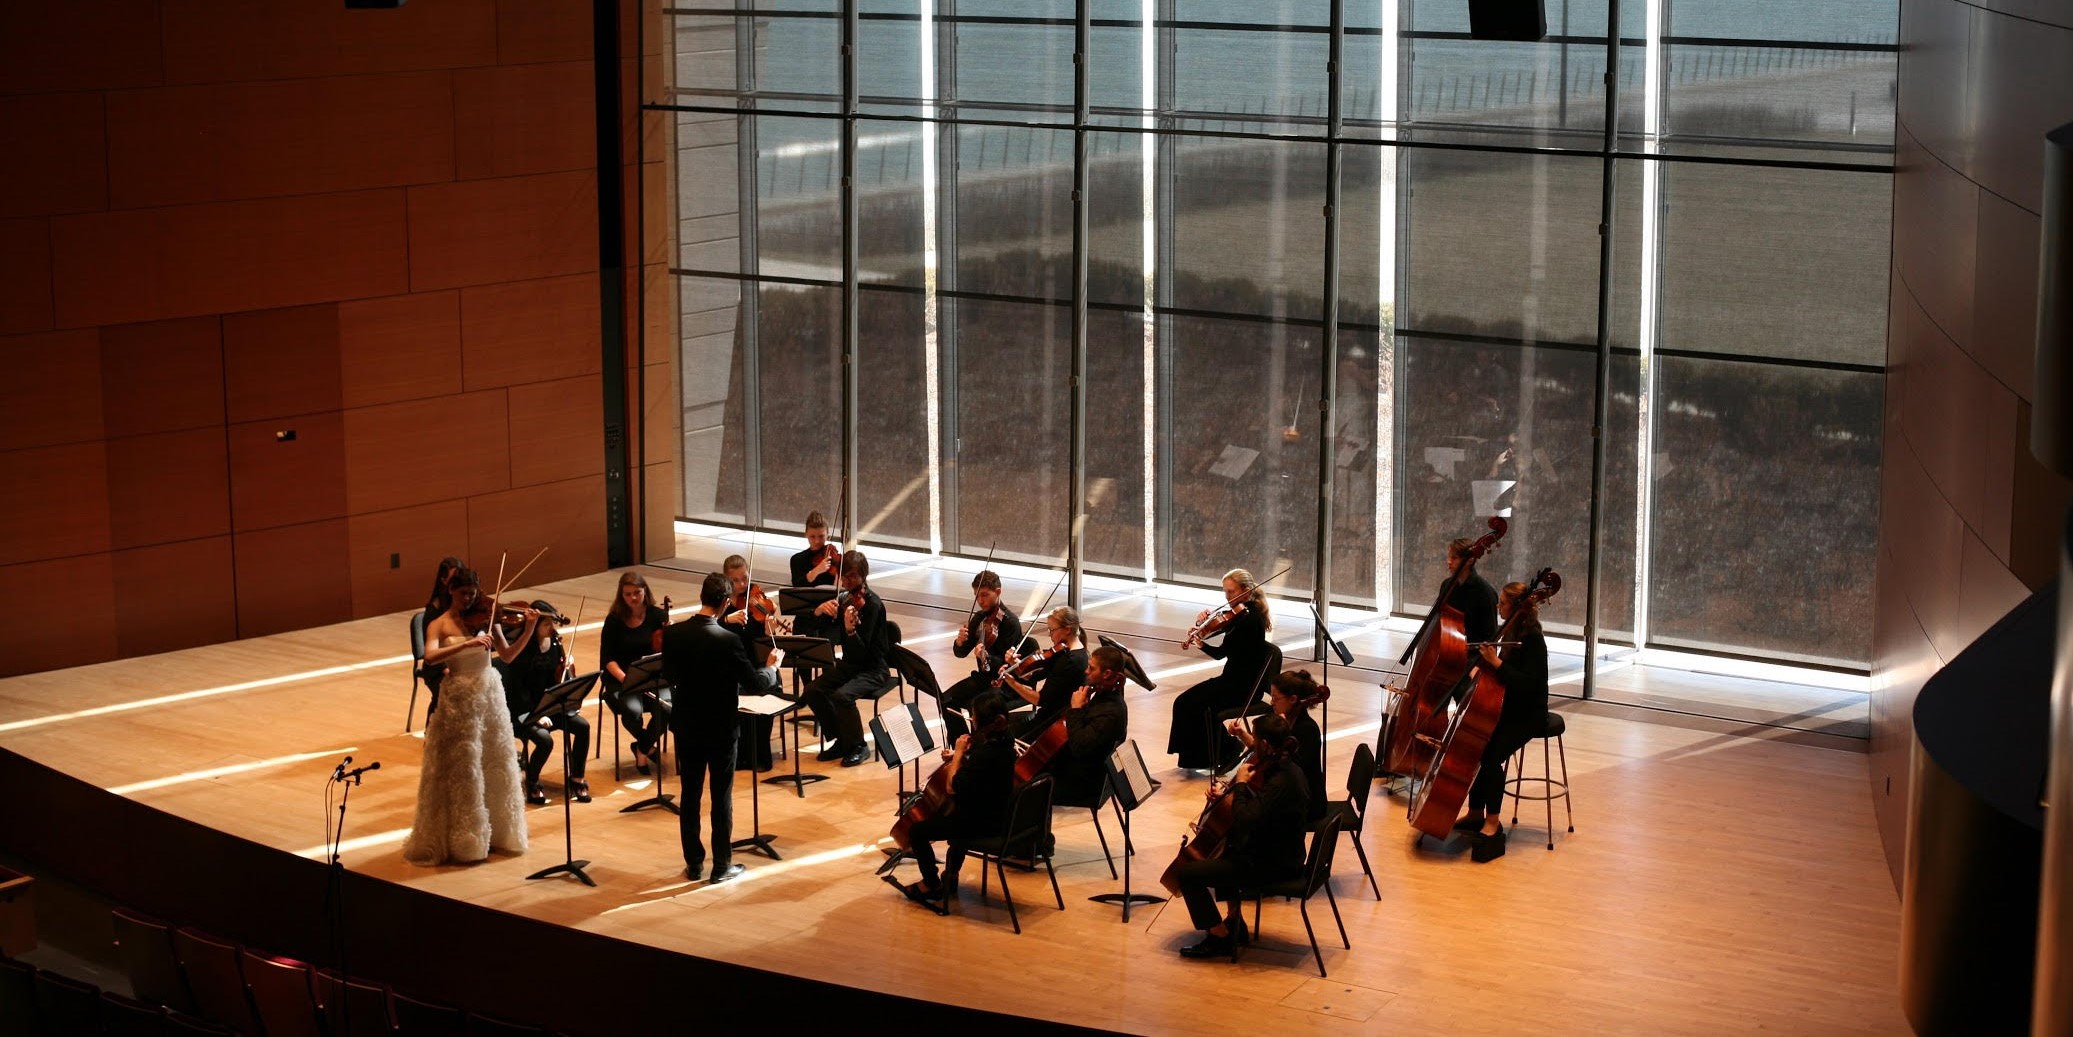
left=1503, top=711, right=1574, bottom=850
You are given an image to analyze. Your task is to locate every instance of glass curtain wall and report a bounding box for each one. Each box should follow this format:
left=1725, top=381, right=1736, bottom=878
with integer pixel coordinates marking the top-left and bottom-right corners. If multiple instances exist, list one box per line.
left=660, top=0, right=1894, bottom=670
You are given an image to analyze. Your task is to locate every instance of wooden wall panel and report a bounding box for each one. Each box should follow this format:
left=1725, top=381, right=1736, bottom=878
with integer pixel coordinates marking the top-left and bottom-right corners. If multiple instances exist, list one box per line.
left=111, top=537, right=238, bottom=658
left=643, top=459, right=678, bottom=559
left=0, top=330, right=103, bottom=450
left=50, top=191, right=411, bottom=327
left=343, top=391, right=510, bottom=516
left=340, top=292, right=464, bottom=408
left=106, top=429, right=231, bottom=550
left=100, top=317, right=226, bottom=438
left=1892, top=128, right=1977, bottom=351
left=347, top=500, right=471, bottom=617
left=228, top=412, right=348, bottom=533
left=453, top=62, right=596, bottom=181
left=0, top=443, right=110, bottom=567
left=0, top=218, right=53, bottom=336
left=233, top=520, right=353, bottom=638
left=0, top=554, right=117, bottom=676
left=406, top=171, right=598, bottom=291
left=160, top=0, right=497, bottom=85
left=507, top=375, right=606, bottom=488
left=0, top=93, right=108, bottom=218
left=106, top=73, right=456, bottom=210
left=0, top=1, right=162, bottom=95
left=466, top=477, right=608, bottom=588
left=497, top=0, right=597, bottom=65
left=1970, top=190, right=2040, bottom=402
left=222, top=305, right=345, bottom=424
left=459, top=273, right=602, bottom=391
left=1968, top=12, right=2073, bottom=214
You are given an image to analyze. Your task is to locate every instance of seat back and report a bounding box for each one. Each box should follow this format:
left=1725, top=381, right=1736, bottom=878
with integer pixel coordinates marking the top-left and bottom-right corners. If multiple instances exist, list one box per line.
left=410, top=609, right=429, bottom=666
left=32, top=968, right=101, bottom=1035
left=99, top=990, right=169, bottom=1037
left=241, top=950, right=321, bottom=1037
left=1344, top=742, right=1378, bottom=831
left=0, top=956, right=39, bottom=1037
left=468, top=1014, right=549, bottom=1036
left=390, top=990, right=467, bottom=1037
left=169, top=929, right=259, bottom=1036
left=113, top=908, right=195, bottom=1014
left=999, top=773, right=1057, bottom=859
left=1299, top=814, right=1344, bottom=898
left=315, top=969, right=394, bottom=1037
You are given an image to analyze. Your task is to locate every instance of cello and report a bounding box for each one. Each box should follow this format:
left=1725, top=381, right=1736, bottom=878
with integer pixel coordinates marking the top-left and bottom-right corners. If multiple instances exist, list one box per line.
left=1012, top=664, right=1124, bottom=784
left=1159, top=732, right=1297, bottom=895
left=1407, top=569, right=1559, bottom=840
left=1383, top=517, right=1506, bottom=777
left=890, top=711, right=1011, bottom=851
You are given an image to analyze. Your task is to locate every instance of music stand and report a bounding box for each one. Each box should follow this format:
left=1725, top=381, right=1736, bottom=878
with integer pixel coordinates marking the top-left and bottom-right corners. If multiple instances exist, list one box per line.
left=526, top=671, right=602, bottom=886
left=766, top=635, right=836, bottom=797
left=868, top=701, right=940, bottom=873
left=616, top=654, right=677, bottom=815
left=1308, top=604, right=1354, bottom=773
left=776, top=586, right=838, bottom=617
left=733, top=693, right=798, bottom=861
left=1088, top=740, right=1165, bottom=920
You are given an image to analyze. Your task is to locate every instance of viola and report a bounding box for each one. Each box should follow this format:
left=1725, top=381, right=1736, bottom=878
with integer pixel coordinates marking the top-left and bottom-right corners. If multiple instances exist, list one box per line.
left=1183, top=600, right=1248, bottom=651
left=650, top=595, right=673, bottom=654
left=1408, top=569, right=1560, bottom=840
left=735, top=583, right=777, bottom=624
left=993, top=643, right=1062, bottom=688
left=975, top=604, right=1003, bottom=672
left=1159, top=733, right=1296, bottom=896
left=1384, top=516, right=1506, bottom=777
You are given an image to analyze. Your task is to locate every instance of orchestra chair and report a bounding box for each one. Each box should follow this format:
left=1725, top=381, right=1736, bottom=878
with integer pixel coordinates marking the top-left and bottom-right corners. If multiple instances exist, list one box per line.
left=1503, top=710, right=1575, bottom=850
left=1236, top=814, right=1350, bottom=978
left=240, top=950, right=322, bottom=1037
left=407, top=611, right=431, bottom=733
left=169, top=928, right=260, bottom=1037
left=0, top=957, right=36, bottom=1037
left=112, top=908, right=197, bottom=1014
left=315, top=968, right=394, bottom=1037
left=98, top=991, right=169, bottom=1037
left=390, top=989, right=467, bottom=1036
left=1049, top=770, right=1131, bottom=880
left=32, top=968, right=100, bottom=1035
left=162, top=1009, right=236, bottom=1036
left=955, top=774, right=1064, bottom=935
left=1310, top=742, right=1383, bottom=899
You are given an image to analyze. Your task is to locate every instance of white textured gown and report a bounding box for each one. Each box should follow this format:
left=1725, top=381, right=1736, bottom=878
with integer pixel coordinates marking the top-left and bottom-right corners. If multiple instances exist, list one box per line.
left=402, top=637, right=528, bottom=865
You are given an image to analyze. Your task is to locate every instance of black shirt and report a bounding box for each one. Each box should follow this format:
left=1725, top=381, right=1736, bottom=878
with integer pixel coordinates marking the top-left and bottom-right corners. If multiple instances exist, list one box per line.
left=1446, top=571, right=1501, bottom=648
left=953, top=607, right=1024, bottom=678
left=1026, top=646, right=1088, bottom=723
left=497, top=636, right=567, bottom=723
left=1051, top=689, right=1128, bottom=802
left=599, top=606, right=666, bottom=688
left=1229, top=756, right=1310, bottom=878
left=835, top=586, right=889, bottom=673
left=1489, top=623, right=1550, bottom=735
left=1201, top=606, right=1270, bottom=684
left=1290, top=709, right=1327, bottom=823
left=951, top=733, right=1019, bottom=831
left=790, top=546, right=839, bottom=588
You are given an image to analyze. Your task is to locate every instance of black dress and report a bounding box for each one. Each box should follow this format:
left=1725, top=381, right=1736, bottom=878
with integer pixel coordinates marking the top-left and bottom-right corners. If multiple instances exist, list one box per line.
left=1167, top=607, right=1270, bottom=769
left=600, top=606, right=669, bottom=752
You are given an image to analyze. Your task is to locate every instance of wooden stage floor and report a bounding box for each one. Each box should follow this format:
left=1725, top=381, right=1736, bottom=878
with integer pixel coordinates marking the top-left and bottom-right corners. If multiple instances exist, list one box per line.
left=0, top=534, right=1907, bottom=1035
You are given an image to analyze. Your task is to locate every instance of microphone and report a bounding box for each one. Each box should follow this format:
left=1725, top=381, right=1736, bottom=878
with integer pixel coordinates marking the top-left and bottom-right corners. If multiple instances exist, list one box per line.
left=343, top=761, right=381, bottom=781
left=332, top=755, right=352, bottom=781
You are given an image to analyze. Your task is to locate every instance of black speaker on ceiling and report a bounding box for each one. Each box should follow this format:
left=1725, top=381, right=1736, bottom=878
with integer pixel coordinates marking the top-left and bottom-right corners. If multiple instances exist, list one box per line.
left=1468, top=0, right=1547, bottom=41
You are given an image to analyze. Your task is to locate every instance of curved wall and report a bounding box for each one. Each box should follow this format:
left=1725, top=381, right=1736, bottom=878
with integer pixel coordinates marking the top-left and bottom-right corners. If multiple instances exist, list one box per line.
left=1874, top=0, right=2073, bottom=883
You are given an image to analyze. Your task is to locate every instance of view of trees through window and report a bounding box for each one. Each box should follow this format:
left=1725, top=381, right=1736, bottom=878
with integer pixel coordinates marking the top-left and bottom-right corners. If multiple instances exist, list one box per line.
left=661, top=0, right=1892, bottom=669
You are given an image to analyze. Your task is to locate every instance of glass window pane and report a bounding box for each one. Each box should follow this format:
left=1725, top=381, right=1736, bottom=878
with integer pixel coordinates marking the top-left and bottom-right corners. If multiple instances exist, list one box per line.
left=952, top=298, right=1073, bottom=561
left=1171, top=17, right=1327, bottom=127
left=951, top=124, right=1074, bottom=298
left=859, top=285, right=932, bottom=545
left=1646, top=356, right=1879, bottom=665
left=749, top=115, right=844, bottom=279
left=949, top=1, right=1075, bottom=119
left=1658, top=163, right=1889, bottom=365
left=755, top=283, right=844, bottom=526
left=679, top=275, right=749, bottom=524
left=1169, top=137, right=1325, bottom=321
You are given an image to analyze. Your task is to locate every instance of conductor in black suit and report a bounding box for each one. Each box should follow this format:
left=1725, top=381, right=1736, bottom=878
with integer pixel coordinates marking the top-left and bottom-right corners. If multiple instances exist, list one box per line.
left=662, top=572, right=783, bottom=884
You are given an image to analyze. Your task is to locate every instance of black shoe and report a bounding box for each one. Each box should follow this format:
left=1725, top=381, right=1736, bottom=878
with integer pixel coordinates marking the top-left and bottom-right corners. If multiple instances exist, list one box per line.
left=1179, top=933, right=1235, bottom=960
left=1452, top=815, right=1484, bottom=833
left=570, top=779, right=591, bottom=804
left=1471, top=825, right=1508, bottom=863
left=816, top=744, right=844, bottom=762
left=633, top=742, right=653, bottom=775
left=841, top=744, right=872, bottom=767
left=709, top=863, right=746, bottom=884
left=685, top=862, right=704, bottom=881
left=524, top=783, right=549, bottom=806
left=883, top=875, right=950, bottom=915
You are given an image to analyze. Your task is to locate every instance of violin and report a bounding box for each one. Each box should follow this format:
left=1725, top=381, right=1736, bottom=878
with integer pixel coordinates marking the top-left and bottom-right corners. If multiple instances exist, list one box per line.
left=974, top=604, right=1003, bottom=671
left=459, top=596, right=532, bottom=632
left=1183, top=600, right=1248, bottom=651
left=1159, top=733, right=1297, bottom=895
left=650, top=595, right=672, bottom=654
left=993, top=643, right=1062, bottom=688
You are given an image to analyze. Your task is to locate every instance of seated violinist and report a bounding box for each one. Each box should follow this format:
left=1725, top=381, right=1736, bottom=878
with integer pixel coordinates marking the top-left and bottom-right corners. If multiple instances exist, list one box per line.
left=1223, top=669, right=1328, bottom=823
left=995, top=606, right=1087, bottom=735
left=1172, top=712, right=1310, bottom=961
left=1042, top=644, right=1131, bottom=806
left=884, top=694, right=1018, bottom=912
left=496, top=600, right=591, bottom=806
left=941, top=570, right=1022, bottom=742
left=718, top=554, right=780, bottom=770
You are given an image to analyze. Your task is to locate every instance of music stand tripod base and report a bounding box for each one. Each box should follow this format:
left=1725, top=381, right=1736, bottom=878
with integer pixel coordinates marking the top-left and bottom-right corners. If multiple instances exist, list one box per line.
left=528, top=671, right=601, bottom=886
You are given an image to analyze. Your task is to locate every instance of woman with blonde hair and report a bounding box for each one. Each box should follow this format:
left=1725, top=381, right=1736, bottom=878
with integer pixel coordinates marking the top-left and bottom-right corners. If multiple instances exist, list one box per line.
left=1168, top=568, right=1272, bottom=775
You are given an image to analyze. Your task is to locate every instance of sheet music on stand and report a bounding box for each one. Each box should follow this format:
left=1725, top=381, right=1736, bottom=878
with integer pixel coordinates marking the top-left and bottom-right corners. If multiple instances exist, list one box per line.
left=1106, top=740, right=1159, bottom=811
left=737, top=693, right=799, bottom=718
left=870, top=701, right=935, bottom=769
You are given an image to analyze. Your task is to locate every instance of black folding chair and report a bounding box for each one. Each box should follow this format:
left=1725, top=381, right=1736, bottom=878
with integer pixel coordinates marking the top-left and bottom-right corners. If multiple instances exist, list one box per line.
left=406, top=610, right=431, bottom=732
left=1312, top=741, right=1383, bottom=899
left=1238, top=814, right=1350, bottom=978
left=954, top=774, right=1064, bottom=934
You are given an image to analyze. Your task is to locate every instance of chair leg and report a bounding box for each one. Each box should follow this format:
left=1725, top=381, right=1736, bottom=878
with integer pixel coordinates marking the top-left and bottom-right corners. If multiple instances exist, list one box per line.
left=980, top=859, right=990, bottom=900
left=1349, top=825, right=1381, bottom=900
left=998, top=859, right=1020, bottom=934
left=1324, top=879, right=1349, bottom=948
left=1508, top=743, right=1524, bottom=825
left=1558, top=732, right=1574, bottom=833
left=405, top=676, right=419, bottom=734
left=1044, top=854, right=1063, bottom=910
left=1089, top=808, right=1117, bottom=879
left=1541, top=735, right=1555, bottom=850
left=1299, top=900, right=1326, bottom=978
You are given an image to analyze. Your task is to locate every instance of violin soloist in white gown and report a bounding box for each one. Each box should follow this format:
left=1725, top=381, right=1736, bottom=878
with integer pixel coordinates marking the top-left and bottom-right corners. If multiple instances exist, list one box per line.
left=403, top=637, right=528, bottom=866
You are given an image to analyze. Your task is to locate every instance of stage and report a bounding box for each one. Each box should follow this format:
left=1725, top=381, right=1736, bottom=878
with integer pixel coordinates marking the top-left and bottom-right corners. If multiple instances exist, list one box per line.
left=0, top=532, right=1906, bottom=1034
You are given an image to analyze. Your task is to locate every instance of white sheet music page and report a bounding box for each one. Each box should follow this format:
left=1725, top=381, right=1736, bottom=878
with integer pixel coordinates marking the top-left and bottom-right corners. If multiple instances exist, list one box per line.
left=881, top=710, right=925, bottom=762
left=1113, top=745, right=1155, bottom=802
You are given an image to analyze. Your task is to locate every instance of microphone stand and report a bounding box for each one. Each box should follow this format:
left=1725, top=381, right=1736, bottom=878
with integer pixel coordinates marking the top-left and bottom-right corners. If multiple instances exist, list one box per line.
left=325, top=757, right=377, bottom=1037
left=1308, top=604, right=1353, bottom=774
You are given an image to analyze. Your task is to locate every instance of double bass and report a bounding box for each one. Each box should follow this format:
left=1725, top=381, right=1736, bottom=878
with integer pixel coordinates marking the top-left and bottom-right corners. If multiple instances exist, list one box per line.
left=1407, top=569, right=1559, bottom=840
left=1159, top=733, right=1297, bottom=895
left=1384, top=517, right=1506, bottom=777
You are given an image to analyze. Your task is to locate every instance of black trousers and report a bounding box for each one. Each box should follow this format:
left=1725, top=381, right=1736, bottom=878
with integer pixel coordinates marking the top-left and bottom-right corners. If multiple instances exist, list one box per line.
left=906, top=814, right=991, bottom=887
left=606, top=679, right=670, bottom=751
left=1469, top=722, right=1538, bottom=816
left=515, top=713, right=590, bottom=785
left=677, top=730, right=739, bottom=872
left=1174, top=855, right=1262, bottom=931
left=1168, top=674, right=1248, bottom=769
left=801, top=664, right=890, bottom=749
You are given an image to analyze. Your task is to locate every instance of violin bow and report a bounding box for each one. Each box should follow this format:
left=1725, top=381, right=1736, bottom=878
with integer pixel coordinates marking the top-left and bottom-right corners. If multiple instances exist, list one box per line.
left=969, top=540, right=997, bottom=666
